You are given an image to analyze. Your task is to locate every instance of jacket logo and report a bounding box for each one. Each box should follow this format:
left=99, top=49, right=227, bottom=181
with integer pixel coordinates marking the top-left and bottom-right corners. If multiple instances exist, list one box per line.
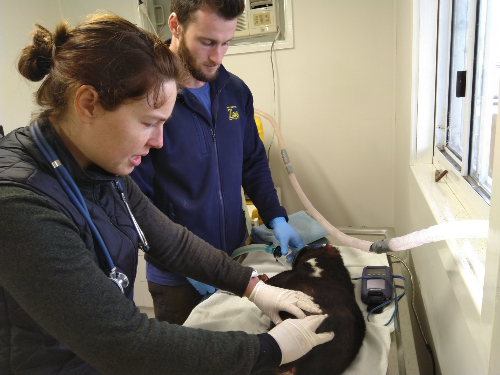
left=227, top=106, right=239, bottom=120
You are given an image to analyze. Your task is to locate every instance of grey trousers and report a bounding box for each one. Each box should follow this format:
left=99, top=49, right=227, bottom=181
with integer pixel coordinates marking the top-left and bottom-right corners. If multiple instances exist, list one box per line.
left=147, top=281, right=203, bottom=325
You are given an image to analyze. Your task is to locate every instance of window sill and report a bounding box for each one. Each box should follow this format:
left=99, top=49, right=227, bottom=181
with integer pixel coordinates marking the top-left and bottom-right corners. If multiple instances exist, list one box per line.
left=433, top=148, right=491, bottom=217
left=411, top=164, right=488, bottom=315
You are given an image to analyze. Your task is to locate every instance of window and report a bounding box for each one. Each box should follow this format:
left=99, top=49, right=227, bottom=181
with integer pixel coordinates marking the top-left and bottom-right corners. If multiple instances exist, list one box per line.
left=435, top=0, right=499, bottom=203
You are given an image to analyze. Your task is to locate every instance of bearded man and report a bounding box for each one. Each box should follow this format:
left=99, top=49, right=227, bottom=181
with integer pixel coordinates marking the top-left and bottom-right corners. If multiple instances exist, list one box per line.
left=130, top=0, right=305, bottom=324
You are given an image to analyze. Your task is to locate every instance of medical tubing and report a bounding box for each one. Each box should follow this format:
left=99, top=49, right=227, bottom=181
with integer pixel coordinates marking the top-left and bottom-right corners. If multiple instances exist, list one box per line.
left=385, top=220, right=489, bottom=251
left=231, top=244, right=274, bottom=259
left=30, top=123, right=116, bottom=274
left=254, top=109, right=489, bottom=252
left=30, top=124, right=88, bottom=212
left=254, top=109, right=372, bottom=252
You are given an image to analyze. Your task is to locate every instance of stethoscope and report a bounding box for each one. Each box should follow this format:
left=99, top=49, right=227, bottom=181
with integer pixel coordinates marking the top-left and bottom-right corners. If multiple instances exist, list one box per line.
left=29, top=121, right=150, bottom=293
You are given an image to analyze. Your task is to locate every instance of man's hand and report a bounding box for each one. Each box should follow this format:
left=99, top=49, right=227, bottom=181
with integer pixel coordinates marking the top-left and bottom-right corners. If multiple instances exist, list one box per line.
left=270, top=217, right=305, bottom=255
left=187, top=278, right=216, bottom=296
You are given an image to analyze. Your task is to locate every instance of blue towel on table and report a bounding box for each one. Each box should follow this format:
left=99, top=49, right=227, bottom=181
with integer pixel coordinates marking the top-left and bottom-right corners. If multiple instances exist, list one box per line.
left=250, top=211, right=329, bottom=248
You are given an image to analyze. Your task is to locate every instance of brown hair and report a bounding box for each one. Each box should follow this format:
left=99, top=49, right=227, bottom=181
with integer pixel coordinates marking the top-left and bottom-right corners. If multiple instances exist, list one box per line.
left=18, top=14, right=183, bottom=120
left=171, top=0, right=244, bottom=28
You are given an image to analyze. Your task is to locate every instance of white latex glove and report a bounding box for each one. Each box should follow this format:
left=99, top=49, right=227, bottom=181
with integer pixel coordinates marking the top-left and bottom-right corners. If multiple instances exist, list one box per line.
left=268, top=314, right=334, bottom=365
left=248, top=280, right=322, bottom=324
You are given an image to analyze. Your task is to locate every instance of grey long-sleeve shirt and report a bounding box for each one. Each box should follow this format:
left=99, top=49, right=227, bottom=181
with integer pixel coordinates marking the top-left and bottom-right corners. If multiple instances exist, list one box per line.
left=0, top=175, right=269, bottom=374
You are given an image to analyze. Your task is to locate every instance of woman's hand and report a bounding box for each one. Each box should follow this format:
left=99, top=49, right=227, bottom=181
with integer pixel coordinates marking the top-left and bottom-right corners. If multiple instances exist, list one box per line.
left=248, top=280, right=322, bottom=324
left=268, top=314, right=334, bottom=365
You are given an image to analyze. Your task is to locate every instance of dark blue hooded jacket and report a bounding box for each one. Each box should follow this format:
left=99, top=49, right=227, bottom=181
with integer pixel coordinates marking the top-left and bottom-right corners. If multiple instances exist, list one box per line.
left=130, top=65, right=286, bottom=285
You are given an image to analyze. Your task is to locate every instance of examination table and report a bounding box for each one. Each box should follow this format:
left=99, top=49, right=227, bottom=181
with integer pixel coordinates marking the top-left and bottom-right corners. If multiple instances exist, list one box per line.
left=183, top=245, right=395, bottom=374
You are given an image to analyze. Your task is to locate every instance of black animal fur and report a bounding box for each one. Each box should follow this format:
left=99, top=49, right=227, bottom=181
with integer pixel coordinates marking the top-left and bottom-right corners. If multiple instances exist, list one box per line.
left=261, top=244, right=366, bottom=375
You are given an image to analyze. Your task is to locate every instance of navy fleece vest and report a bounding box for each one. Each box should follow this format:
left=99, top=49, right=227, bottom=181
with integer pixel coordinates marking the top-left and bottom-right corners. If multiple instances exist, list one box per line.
left=0, top=125, right=141, bottom=374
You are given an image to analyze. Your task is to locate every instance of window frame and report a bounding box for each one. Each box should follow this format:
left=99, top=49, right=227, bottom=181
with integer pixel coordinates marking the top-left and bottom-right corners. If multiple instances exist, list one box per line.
left=412, top=2, right=500, bottom=369
left=414, top=0, right=491, bottom=310
left=434, top=0, right=494, bottom=204
left=433, top=0, right=491, bottom=281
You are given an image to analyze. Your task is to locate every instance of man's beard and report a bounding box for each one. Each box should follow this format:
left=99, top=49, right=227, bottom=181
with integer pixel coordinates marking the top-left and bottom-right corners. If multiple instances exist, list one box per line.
left=178, top=35, right=219, bottom=83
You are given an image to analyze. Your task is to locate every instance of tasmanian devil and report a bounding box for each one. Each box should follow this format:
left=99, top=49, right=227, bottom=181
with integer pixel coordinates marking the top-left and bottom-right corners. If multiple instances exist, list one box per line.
left=258, top=244, right=366, bottom=375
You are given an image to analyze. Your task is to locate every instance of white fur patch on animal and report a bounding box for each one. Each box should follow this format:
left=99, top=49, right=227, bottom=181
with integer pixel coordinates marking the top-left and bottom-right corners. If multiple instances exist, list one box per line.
left=306, top=258, right=323, bottom=277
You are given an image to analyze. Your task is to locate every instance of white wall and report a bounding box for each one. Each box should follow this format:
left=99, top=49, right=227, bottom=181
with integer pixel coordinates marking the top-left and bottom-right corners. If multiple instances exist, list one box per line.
left=223, top=0, right=395, bottom=228
left=57, top=0, right=139, bottom=29
left=0, top=0, right=140, bottom=135
left=0, top=0, right=61, bottom=132
left=394, top=0, right=414, bottom=234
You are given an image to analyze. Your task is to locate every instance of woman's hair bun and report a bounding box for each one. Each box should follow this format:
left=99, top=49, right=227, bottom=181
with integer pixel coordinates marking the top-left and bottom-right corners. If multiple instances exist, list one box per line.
left=18, top=23, right=68, bottom=82
left=53, top=22, right=71, bottom=50
left=19, top=14, right=182, bottom=121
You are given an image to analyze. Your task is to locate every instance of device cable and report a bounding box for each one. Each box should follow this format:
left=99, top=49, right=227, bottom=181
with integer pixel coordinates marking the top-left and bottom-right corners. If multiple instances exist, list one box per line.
left=138, top=0, right=158, bottom=37
left=266, top=27, right=281, bottom=163
left=352, top=275, right=407, bottom=326
left=388, top=254, right=436, bottom=375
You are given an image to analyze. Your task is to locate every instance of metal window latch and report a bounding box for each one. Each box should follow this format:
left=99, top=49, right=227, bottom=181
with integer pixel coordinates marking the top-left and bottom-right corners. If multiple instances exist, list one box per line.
left=435, top=169, right=448, bottom=182
left=456, top=71, right=466, bottom=97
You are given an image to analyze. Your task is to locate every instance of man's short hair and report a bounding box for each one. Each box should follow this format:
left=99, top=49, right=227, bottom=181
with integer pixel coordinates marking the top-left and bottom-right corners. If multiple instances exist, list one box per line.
left=171, top=0, right=245, bottom=27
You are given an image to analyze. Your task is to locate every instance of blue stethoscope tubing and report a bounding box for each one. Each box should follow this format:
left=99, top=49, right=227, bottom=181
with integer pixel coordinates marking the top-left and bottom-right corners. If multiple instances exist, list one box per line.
left=29, top=121, right=131, bottom=293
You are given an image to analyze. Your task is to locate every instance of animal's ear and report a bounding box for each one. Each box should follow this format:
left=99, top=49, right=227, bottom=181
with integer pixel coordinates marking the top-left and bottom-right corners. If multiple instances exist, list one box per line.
left=324, top=244, right=341, bottom=256
left=291, top=246, right=310, bottom=267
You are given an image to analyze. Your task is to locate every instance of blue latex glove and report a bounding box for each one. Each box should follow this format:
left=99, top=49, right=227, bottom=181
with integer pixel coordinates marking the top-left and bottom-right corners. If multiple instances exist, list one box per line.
left=270, top=217, right=306, bottom=257
left=187, top=278, right=216, bottom=296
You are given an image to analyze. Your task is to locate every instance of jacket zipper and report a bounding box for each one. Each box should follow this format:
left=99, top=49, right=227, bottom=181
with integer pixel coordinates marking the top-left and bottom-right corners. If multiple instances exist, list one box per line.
left=93, top=184, right=139, bottom=276
left=209, top=124, right=227, bottom=252
left=186, top=78, right=230, bottom=253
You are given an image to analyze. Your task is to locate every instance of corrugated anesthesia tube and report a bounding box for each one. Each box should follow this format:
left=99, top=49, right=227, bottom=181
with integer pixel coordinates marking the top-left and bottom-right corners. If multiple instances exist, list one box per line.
left=254, top=109, right=489, bottom=254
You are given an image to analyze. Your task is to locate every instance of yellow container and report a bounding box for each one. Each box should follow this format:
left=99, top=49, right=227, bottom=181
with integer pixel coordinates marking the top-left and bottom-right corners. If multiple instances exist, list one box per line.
left=254, top=115, right=264, bottom=144
left=252, top=209, right=264, bottom=226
